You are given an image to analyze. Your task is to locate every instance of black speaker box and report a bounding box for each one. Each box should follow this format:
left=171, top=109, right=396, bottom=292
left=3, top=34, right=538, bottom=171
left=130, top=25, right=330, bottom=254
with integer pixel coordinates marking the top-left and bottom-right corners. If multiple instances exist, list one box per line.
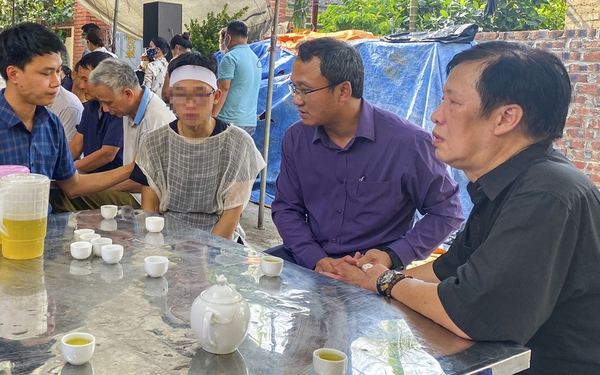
left=143, top=2, right=182, bottom=47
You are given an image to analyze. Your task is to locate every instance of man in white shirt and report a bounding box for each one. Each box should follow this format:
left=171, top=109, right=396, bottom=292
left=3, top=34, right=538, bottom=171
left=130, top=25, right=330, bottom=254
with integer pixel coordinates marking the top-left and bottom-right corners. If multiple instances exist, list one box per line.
left=89, top=58, right=176, bottom=202
left=47, top=86, right=84, bottom=142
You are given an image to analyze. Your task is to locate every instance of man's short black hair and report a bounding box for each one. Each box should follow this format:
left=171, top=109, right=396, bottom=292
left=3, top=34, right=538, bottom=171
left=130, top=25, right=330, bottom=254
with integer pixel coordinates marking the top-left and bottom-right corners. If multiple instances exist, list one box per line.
left=296, top=37, right=364, bottom=99
left=75, top=51, right=113, bottom=72
left=82, top=23, right=100, bottom=34
left=167, top=51, right=217, bottom=76
left=226, top=20, right=248, bottom=38
left=0, top=22, right=66, bottom=81
left=447, top=41, right=572, bottom=144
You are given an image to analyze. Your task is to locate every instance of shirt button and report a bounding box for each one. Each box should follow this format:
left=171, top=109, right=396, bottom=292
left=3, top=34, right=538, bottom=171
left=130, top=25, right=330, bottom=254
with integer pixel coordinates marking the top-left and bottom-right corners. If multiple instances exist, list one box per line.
left=473, top=214, right=480, bottom=220
left=337, top=209, right=342, bottom=214
left=332, top=238, right=337, bottom=243
left=339, top=180, right=344, bottom=185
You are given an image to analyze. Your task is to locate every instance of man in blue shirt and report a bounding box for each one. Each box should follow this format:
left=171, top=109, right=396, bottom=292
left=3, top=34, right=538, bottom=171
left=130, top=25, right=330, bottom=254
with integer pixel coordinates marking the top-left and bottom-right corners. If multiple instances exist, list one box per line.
left=211, top=20, right=261, bottom=136
left=0, top=22, right=134, bottom=212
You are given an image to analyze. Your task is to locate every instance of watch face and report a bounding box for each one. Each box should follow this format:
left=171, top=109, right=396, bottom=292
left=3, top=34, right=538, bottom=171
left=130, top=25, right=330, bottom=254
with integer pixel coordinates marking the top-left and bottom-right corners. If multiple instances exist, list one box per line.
left=379, top=270, right=396, bottom=285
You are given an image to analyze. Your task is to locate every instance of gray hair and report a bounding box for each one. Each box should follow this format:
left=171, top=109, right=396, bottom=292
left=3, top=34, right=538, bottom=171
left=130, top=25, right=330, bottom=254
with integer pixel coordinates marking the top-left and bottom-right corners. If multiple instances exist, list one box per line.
left=89, top=58, right=140, bottom=92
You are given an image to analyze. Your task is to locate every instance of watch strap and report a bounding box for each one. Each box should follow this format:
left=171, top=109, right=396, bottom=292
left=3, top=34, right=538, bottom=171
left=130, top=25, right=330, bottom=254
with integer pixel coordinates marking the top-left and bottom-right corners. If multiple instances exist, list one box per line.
left=377, top=270, right=413, bottom=298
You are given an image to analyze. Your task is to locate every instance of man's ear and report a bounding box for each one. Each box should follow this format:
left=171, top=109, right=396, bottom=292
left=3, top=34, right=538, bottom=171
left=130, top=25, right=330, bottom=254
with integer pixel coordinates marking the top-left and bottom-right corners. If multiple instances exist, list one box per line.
left=5, top=66, right=19, bottom=84
left=493, top=104, right=523, bottom=136
left=124, top=88, right=135, bottom=100
left=338, top=81, right=353, bottom=102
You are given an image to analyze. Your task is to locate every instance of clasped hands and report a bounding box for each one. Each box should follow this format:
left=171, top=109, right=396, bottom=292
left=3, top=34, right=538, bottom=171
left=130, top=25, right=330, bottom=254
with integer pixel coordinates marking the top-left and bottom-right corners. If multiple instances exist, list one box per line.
left=314, top=249, right=390, bottom=293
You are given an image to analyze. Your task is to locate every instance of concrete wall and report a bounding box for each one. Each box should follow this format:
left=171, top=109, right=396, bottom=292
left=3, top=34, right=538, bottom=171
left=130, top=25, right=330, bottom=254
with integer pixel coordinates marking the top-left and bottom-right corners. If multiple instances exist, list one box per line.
left=566, top=0, right=600, bottom=29
left=475, top=29, right=600, bottom=186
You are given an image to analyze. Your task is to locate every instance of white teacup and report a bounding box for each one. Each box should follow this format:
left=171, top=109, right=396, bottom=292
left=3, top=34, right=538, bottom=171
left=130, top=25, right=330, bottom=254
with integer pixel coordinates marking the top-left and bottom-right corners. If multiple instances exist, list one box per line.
left=61, top=332, right=96, bottom=365
left=260, top=256, right=284, bottom=277
left=313, top=348, right=348, bottom=375
left=144, top=256, right=169, bottom=278
left=101, top=244, right=124, bottom=264
left=70, top=241, right=92, bottom=260
left=74, top=229, right=94, bottom=242
left=145, top=216, right=165, bottom=233
left=100, top=204, right=118, bottom=220
left=79, top=233, right=101, bottom=243
left=91, top=237, right=112, bottom=257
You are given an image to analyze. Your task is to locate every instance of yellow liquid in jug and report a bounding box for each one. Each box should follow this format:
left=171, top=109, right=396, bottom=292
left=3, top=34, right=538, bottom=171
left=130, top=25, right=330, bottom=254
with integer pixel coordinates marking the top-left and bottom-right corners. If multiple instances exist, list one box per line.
left=0, top=217, right=47, bottom=260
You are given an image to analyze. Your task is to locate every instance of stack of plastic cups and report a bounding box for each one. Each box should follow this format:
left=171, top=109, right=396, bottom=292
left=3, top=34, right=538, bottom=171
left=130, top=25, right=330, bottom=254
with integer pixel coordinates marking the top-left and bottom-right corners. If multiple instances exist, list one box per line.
left=0, top=166, right=29, bottom=248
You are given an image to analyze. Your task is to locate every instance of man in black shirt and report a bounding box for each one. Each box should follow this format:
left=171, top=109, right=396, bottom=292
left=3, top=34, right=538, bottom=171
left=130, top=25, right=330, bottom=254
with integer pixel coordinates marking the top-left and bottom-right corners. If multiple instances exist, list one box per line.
left=329, top=41, right=600, bottom=374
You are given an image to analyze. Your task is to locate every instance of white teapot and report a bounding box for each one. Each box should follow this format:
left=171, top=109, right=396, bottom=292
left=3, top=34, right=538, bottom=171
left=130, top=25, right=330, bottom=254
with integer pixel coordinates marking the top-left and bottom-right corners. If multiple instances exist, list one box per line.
left=190, top=275, right=250, bottom=354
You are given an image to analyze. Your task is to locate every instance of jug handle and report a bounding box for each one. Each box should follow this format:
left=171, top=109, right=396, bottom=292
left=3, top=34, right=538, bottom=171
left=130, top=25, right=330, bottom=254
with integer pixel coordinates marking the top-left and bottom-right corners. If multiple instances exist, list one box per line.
left=203, top=310, right=217, bottom=348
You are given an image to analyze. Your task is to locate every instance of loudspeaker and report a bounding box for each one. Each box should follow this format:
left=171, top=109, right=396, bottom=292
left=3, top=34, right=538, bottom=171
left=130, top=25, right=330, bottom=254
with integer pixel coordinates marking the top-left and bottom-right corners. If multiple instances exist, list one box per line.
left=143, top=2, right=182, bottom=47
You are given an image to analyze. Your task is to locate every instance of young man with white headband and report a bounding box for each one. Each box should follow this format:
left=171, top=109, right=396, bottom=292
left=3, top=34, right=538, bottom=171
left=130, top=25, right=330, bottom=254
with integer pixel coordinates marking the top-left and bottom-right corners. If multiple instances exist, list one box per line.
left=131, top=52, right=265, bottom=241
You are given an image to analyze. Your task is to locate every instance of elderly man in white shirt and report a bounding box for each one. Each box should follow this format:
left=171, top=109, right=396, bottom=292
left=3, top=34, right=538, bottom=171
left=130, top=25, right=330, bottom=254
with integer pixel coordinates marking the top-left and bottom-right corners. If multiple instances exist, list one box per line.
left=89, top=58, right=175, bottom=203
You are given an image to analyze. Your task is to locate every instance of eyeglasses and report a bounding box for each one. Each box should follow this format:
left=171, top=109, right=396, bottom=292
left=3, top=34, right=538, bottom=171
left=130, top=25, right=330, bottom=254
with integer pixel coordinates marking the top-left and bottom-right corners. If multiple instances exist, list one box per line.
left=288, top=82, right=341, bottom=101
left=171, top=89, right=215, bottom=103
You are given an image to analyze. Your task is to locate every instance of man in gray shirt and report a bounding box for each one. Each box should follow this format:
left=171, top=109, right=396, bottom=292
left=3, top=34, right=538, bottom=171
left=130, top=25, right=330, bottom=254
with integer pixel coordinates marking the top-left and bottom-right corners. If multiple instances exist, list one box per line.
left=47, top=86, right=83, bottom=142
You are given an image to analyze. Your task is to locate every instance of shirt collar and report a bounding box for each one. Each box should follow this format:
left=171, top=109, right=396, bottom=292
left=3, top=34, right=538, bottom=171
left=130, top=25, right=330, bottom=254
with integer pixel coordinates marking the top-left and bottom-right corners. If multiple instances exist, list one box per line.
left=0, top=89, right=49, bottom=130
left=132, top=86, right=152, bottom=125
left=473, top=143, right=553, bottom=202
left=312, top=99, right=375, bottom=148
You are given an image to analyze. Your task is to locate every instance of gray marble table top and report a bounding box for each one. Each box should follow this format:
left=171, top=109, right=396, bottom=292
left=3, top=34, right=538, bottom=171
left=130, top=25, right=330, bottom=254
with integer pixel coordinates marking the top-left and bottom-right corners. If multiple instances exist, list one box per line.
left=0, top=209, right=530, bottom=374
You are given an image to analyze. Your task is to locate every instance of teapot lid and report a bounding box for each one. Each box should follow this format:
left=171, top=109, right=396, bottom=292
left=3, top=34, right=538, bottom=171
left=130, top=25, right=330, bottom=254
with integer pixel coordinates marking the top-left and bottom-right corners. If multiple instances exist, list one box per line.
left=201, top=275, right=242, bottom=304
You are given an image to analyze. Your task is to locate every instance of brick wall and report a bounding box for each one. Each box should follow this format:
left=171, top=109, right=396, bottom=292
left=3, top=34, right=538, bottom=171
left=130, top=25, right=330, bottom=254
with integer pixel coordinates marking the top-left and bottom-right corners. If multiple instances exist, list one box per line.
left=270, top=0, right=287, bottom=24
left=566, top=0, right=600, bottom=29
left=73, top=2, right=111, bottom=65
left=475, top=29, right=600, bottom=186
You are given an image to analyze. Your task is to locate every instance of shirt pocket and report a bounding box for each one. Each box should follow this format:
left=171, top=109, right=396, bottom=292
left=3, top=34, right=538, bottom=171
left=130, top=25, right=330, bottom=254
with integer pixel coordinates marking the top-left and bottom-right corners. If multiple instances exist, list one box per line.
left=355, top=180, right=400, bottom=217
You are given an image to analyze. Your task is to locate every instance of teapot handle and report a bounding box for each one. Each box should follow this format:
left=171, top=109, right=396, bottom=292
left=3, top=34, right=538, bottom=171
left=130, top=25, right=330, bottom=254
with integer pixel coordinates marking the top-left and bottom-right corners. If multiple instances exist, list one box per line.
left=203, top=310, right=217, bottom=348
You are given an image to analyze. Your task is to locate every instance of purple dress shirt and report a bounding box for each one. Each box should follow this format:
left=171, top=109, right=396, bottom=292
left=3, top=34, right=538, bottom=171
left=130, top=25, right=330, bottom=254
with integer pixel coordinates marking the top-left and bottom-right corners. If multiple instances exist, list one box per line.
left=271, top=100, right=464, bottom=269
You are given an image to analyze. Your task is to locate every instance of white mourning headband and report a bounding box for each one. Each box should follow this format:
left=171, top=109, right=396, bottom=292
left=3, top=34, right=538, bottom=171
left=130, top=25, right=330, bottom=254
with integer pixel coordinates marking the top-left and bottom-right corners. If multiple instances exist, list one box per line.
left=169, top=65, right=217, bottom=90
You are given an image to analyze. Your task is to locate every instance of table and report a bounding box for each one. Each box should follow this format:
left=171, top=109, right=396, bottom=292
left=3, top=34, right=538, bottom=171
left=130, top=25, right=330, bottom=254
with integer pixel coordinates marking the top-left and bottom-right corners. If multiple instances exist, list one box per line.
left=0, top=209, right=530, bottom=374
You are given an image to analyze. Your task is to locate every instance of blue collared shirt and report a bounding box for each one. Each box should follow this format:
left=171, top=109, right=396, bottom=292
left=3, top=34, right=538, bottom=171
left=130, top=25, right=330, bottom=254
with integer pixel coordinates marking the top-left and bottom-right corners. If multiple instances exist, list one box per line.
left=271, top=99, right=464, bottom=269
left=0, top=89, right=76, bottom=181
left=133, top=86, right=152, bottom=125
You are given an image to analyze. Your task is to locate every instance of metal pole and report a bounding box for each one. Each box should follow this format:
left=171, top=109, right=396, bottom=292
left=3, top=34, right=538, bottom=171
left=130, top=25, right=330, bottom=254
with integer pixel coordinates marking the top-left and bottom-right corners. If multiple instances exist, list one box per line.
left=112, top=0, right=119, bottom=53
left=257, top=0, right=280, bottom=229
left=409, top=0, right=418, bottom=32
left=311, top=0, right=319, bottom=31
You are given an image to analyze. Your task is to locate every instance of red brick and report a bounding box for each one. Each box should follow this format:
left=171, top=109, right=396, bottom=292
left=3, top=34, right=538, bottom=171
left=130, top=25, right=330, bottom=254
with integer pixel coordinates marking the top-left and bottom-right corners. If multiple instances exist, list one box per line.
left=590, top=174, right=600, bottom=183
left=571, top=140, right=584, bottom=149
left=583, top=52, right=600, bottom=62
left=592, top=142, right=600, bottom=151
left=571, top=107, right=594, bottom=116
left=573, top=161, right=586, bottom=169
left=577, top=84, right=600, bottom=94
left=566, top=128, right=581, bottom=137
left=587, top=163, right=600, bottom=172
left=589, top=119, right=600, bottom=128
left=583, top=40, right=600, bottom=48
left=566, top=117, right=583, bottom=126
left=572, top=150, right=584, bottom=159
left=514, top=31, right=529, bottom=40
left=555, top=139, right=567, bottom=147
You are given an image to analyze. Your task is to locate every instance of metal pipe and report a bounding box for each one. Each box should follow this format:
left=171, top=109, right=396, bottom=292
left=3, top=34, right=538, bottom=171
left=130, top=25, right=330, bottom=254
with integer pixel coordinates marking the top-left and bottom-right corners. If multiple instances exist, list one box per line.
left=112, top=0, right=119, bottom=53
left=311, top=0, right=319, bottom=31
left=257, top=0, right=281, bottom=229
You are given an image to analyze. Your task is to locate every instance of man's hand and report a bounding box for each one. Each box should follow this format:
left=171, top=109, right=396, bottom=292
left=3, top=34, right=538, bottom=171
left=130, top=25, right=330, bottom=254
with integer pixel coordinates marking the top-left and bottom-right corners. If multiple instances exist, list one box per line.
left=355, top=249, right=393, bottom=269
left=315, top=257, right=345, bottom=274
left=321, top=261, right=388, bottom=294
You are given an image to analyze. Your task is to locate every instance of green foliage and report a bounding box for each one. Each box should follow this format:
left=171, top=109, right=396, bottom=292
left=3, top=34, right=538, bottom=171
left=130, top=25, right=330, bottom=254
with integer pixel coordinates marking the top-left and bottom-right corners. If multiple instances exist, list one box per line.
left=318, top=0, right=566, bottom=35
left=0, top=0, right=73, bottom=29
left=289, top=0, right=311, bottom=29
left=186, top=3, right=248, bottom=55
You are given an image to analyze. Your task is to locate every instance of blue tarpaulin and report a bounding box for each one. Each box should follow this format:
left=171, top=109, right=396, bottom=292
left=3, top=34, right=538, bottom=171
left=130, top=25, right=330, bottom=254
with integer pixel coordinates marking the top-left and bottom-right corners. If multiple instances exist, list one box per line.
left=247, top=39, right=474, bottom=218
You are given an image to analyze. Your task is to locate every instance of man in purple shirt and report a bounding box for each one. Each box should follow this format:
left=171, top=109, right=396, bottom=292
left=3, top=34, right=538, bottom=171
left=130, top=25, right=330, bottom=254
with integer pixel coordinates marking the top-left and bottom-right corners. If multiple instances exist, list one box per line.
left=269, top=38, right=464, bottom=273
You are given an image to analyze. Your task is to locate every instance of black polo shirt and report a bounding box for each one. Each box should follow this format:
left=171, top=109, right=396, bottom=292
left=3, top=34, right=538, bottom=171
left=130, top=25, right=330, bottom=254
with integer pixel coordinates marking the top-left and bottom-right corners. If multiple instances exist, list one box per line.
left=434, top=143, right=600, bottom=374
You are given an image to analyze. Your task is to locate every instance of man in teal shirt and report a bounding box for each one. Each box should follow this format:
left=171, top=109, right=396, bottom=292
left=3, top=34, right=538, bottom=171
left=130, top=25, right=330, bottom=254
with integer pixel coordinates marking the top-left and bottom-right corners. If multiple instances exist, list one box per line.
left=212, top=20, right=261, bottom=136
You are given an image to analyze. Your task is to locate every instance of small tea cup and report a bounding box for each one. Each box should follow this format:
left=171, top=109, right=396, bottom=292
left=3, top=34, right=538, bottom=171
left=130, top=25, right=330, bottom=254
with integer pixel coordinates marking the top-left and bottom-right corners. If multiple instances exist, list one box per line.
left=145, top=216, right=165, bottom=233
left=260, top=256, right=284, bottom=277
left=144, top=256, right=169, bottom=278
left=100, top=204, right=118, bottom=220
left=101, top=244, right=124, bottom=264
left=79, top=233, right=101, bottom=243
left=70, top=241, right=92, bottom=260
left=91, top=237, right=112, bottom=257
left=313, top=348, right=348, bottom=375
left=61, top=332, right=96, bottom=365
left=74, top=229, right=94, bottom=242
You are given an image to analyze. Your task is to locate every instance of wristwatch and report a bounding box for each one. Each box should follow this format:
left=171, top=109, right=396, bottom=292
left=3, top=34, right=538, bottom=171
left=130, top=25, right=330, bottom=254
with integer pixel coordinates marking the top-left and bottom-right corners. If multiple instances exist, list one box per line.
left=376, top=270, right=413, bottom=298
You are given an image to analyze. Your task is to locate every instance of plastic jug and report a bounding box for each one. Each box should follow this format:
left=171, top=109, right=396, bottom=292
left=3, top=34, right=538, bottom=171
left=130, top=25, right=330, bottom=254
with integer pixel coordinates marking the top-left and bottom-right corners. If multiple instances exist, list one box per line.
left=0, top=173, right=50, bottom=260
left=0, top=166, right=29, bottom=246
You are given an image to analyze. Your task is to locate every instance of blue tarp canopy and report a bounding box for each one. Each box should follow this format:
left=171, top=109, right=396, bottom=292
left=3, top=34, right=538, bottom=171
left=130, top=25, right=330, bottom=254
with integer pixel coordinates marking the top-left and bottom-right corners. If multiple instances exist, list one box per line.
left=247, top=39, right=474, bottom=218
